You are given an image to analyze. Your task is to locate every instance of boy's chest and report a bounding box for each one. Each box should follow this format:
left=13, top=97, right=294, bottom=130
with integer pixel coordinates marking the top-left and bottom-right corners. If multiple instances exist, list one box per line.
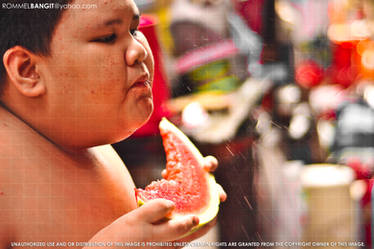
left=16, top=184, right=135, bottom=242
left=9, top=146, right=137, bottom=242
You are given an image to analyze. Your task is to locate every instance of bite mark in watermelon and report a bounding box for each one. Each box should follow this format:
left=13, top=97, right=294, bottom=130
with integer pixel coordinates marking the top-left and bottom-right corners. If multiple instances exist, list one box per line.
left=135, top=118, right=220, bottom=228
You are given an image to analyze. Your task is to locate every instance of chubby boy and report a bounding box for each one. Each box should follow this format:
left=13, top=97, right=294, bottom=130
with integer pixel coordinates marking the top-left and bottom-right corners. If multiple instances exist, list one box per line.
left=0, top=0, right=225, bottom=247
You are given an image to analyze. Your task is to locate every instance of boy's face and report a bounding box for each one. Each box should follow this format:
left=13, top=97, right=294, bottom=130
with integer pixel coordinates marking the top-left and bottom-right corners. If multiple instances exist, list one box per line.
left=38, top=0, right=154, bottom=148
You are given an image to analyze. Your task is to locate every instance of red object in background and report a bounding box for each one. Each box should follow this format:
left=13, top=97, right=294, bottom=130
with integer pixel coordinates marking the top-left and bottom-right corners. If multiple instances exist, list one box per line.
left=318, top=109, right=336, bottom=121
left=133, top=15, right=171, bottom=137
left=232, top=0, right=264, bottom=34
left=295, top=60, right=324, bottom=89
left=261, top=90, right=273, bottom=112
left=328, top=66, right=357, bottom=88
left=328, top=42, right=359, bottom=88
left=346, top=158, right=371, bottom=180
left=346, top=158, right=372, bottom=248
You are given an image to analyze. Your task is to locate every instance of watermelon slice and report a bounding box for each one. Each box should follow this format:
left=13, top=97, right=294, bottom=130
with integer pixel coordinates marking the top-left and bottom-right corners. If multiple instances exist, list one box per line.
left=135, top=118, right=220, bottom=228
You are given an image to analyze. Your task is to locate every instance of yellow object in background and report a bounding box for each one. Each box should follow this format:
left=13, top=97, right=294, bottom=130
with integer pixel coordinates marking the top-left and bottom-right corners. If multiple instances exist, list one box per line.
left=139, top=0, right=175, bottom=58
left=155, top=6, right=175, bottom=55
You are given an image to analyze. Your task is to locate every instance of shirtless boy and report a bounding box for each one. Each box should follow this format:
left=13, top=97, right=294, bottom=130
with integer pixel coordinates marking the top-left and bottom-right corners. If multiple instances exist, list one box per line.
left=0, top=0, right=225, bottom=247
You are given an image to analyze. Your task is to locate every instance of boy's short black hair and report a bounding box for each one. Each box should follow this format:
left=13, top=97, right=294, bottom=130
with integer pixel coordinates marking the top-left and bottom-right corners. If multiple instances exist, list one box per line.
left=0, top=0, right=72, bottom=91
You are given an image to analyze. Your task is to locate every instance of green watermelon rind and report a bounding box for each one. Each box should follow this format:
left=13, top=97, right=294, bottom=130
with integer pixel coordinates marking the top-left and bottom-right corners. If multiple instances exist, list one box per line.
left=136, top=118, right=221, bottom=235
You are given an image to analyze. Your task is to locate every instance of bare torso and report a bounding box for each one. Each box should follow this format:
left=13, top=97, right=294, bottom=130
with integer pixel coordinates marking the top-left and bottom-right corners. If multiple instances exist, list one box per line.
left=0, top=106, right=137, bottom=246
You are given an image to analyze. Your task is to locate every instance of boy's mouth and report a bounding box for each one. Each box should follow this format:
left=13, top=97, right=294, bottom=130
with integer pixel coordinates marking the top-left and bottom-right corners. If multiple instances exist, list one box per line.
left=130, top=73, right=151, bottom=90
left=132, top=80, right=151, bottom=88
left=129, top=74, right=152, bottom=97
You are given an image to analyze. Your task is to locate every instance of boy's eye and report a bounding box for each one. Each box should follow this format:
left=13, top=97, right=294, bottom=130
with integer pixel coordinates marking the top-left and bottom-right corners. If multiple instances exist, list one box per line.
left=92, top=33, right=117, bottom=43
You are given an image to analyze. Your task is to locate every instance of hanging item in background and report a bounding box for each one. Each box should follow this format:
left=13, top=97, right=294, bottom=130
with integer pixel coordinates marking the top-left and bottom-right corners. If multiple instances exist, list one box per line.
left=227, top=11, right=263, bottom=79
left=175, top=41, right=241, bottom=93
left=169, top=0, right=261, bottom=97
left=165, top=0, right=270, bottom=144
left=170, top=0, right=228, bottom=56
left=231, top=0, right=264, bottom=35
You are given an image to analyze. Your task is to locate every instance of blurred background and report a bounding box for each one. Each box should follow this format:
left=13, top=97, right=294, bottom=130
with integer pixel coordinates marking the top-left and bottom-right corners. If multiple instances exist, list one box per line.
left=113, top=0, right=374, bottom=248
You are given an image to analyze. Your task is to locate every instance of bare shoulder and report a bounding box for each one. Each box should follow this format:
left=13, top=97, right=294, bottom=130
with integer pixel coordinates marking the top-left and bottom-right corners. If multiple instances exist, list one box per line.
left=89, top=144, right=136, bottom=193
left=89, top=144, right=129, bottom=171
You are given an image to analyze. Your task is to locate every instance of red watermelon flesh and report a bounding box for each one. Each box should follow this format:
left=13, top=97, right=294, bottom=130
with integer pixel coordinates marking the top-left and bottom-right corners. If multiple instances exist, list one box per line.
left=135, top=118, right=219, bottom=220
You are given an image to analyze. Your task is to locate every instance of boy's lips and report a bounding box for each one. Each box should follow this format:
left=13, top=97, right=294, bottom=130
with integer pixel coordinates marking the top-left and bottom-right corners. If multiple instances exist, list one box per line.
left=131, top=73, right=151, bottom=89
left=132, top=80, right=151, bottom=88
left=129, top=73, right=152, bottom=94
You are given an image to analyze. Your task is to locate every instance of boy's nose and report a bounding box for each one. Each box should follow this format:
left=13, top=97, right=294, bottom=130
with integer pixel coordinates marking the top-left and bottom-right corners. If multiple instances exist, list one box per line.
left=125, top=39, right=148, bottom=66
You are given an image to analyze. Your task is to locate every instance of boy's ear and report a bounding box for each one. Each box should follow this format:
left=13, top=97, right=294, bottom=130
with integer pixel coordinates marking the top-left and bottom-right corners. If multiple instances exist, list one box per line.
left=3, top=46, right=46, bottom=97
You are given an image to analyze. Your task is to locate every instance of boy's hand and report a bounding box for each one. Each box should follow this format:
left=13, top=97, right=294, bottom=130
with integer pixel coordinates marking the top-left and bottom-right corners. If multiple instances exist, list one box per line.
left=202, top=155, right=227, bottom=202
left=126, top=199, right=200, bottom=241
left=87, top=199, right=200, bottom=248
left=202, top=155, right=219, bottom=172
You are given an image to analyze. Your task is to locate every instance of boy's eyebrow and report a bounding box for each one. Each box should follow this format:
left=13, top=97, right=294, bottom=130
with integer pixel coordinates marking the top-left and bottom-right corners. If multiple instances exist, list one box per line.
left=104, top=19, right=123, bottom=26
left=99, top=13, right=140, bottom=28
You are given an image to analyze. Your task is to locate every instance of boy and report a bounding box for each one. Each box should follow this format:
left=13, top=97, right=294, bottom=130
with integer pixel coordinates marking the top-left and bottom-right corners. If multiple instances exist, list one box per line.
left=0, top=0, right=225, bottom=247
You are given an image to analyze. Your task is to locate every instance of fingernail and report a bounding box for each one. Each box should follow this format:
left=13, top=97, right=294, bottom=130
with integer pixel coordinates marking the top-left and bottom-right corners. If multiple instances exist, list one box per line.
left=165, top=200, right=175, bottom=210
left=192, top=216, right=199, bottom=226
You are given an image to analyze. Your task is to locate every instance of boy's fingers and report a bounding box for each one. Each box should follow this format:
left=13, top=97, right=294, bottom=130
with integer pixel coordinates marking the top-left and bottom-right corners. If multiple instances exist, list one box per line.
left=203, top=156, right=218, bottom=172
left=177, top=217, right=217, bottom=243
left=154, top=215, right=199, bottom=241
left=161, top=169, right=167, bottom=178
left=217, top=184, right=227, bottom=202
left=134, top=199, right=175, bottom=223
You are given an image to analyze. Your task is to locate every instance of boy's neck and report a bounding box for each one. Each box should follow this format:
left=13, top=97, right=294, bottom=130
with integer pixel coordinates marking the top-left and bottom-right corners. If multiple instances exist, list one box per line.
left=0, top=102, right=92, bottom=157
